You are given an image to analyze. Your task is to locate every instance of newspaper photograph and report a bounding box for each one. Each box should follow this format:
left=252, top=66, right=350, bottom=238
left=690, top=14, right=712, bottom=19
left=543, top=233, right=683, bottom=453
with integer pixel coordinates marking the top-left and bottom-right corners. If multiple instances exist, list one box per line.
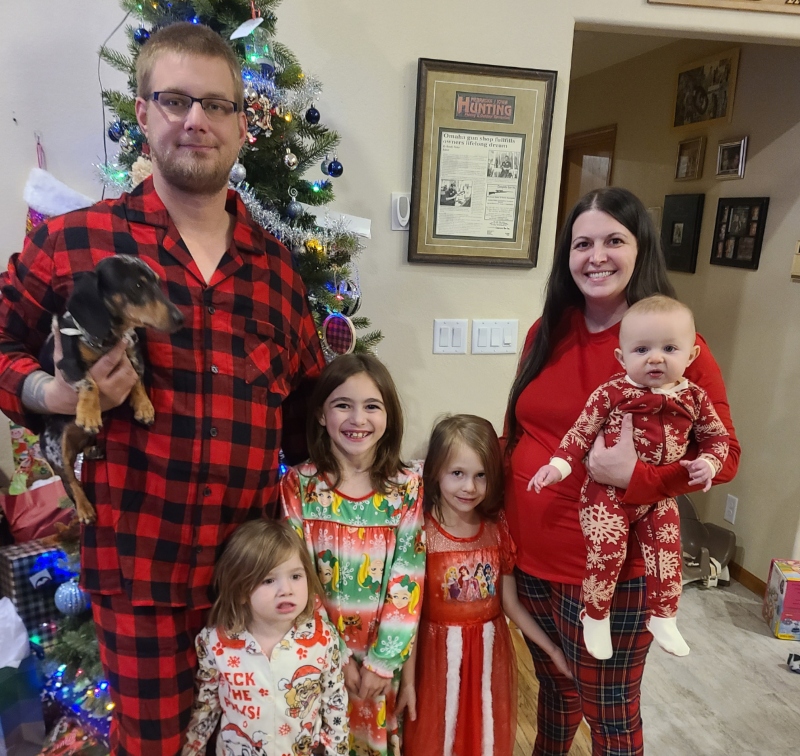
left=433, top=129, right=525, bottom=241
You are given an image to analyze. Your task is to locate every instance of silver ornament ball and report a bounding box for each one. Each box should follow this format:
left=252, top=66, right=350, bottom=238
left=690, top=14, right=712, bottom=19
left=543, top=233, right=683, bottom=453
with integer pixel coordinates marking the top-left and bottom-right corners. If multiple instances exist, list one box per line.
left=284, top=150, right=299, bottom=170
left=55, top=580, right=90, bottom=616
left=229, top=161, right=247, bottom=184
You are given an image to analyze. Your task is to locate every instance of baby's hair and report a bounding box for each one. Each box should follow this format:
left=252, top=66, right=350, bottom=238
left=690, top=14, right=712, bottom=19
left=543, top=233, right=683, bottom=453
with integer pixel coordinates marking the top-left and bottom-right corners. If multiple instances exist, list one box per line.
left=423, top=414, right=504, bottom=522
left=208, top=519, right=321, bottom=633
left=307, top=353, right=406, bottom=493
left=622, top=294, right=696, bottom=333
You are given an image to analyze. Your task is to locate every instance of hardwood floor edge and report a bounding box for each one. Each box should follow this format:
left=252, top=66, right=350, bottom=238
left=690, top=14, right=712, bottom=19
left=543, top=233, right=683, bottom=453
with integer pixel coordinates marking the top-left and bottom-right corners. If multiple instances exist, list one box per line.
left=729, top=561, right=766, bottom=597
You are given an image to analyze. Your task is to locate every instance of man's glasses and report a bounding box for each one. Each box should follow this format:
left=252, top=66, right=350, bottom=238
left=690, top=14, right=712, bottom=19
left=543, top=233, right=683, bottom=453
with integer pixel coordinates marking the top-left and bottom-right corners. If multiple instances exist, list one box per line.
left=150, top=91, right=239, bottom=120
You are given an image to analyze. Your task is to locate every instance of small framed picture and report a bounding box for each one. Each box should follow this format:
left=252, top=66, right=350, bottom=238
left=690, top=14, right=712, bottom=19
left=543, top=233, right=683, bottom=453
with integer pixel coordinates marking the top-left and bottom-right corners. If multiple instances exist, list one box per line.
left=661, top=193, right=705, bottom=274
left=716, top=136, right=748, bottom=179
left=710, top=196, right=769, bottom=270
left=675, top=136, right=706, bottom=180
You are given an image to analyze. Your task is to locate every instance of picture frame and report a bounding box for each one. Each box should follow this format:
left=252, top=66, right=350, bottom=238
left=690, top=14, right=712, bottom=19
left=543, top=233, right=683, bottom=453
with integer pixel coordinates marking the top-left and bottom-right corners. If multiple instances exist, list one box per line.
left=716, top=136, right=748, bottom=179
left=672, top=48, right=739, bottom=129
left=408, top=58, right=557, bottom=267
left=648, top=1, right=800, bottom=17
left=675, top=136, right=706, bottom=180
left=661, top=193, right=705, bottom=274
left=710, top=196, right=769, bottom=270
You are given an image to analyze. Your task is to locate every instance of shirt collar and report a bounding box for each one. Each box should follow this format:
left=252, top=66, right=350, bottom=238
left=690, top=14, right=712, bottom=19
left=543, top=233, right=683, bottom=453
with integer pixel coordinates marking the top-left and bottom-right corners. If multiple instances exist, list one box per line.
left=624, top=374, right=689, bottom=396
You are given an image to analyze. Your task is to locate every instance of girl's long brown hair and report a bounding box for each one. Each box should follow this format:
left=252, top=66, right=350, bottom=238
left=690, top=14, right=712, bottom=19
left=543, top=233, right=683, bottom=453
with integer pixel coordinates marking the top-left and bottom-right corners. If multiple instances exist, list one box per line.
left=307, top=354, right=406, bottom=493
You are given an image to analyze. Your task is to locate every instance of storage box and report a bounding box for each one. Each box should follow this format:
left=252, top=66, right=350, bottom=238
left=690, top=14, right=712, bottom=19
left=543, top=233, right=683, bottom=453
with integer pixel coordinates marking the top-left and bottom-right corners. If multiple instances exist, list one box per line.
left=763, top=559, right=800, bottom=640
left=0, top=541, right=63, bottom=649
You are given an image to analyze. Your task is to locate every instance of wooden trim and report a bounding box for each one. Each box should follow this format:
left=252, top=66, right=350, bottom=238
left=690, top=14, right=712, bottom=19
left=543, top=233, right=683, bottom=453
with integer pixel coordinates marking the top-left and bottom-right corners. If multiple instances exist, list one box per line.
left=563, top=123, right=617, bottom=152
left=729, top=561, right=766, bottom=597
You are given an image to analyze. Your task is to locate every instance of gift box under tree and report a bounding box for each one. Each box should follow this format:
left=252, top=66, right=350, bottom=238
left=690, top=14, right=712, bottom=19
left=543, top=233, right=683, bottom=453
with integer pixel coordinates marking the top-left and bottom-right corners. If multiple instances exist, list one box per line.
left=0, top=541, right=64, bottom=649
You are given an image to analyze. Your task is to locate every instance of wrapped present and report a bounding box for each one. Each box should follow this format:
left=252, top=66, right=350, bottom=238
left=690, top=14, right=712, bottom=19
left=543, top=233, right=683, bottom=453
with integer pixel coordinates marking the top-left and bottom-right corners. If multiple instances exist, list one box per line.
left=37, top=716, right=106, bottom=756
left=8, top=423, right=54, bottom=497
left=0, top=541, right=67, bottom=650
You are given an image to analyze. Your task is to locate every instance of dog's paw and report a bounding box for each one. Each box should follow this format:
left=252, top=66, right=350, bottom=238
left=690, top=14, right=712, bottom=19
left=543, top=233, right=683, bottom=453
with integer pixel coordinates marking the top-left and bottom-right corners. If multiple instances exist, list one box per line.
left=133, top=398, right=155, bottom=426
left=75, top=411, right=102, bottom=435
left=74, top=492, right=97, bottom=525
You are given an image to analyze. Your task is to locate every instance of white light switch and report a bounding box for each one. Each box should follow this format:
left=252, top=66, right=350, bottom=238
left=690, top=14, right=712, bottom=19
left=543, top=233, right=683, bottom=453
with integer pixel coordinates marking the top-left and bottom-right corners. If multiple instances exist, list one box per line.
left=472, top=319, right=518, bottom=354
left=433, top=319, right=468, bottom=354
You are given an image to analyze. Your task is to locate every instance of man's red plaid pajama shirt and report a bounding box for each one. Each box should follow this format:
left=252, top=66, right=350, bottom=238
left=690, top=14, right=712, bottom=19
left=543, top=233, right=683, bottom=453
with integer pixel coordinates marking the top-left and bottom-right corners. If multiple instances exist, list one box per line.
left=0, top=177, right=326, bottom=754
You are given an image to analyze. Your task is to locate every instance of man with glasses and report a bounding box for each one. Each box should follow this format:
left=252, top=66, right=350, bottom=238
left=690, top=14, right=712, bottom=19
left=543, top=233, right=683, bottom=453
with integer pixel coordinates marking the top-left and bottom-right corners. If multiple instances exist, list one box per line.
left=0, top=22, right=325, bottom=755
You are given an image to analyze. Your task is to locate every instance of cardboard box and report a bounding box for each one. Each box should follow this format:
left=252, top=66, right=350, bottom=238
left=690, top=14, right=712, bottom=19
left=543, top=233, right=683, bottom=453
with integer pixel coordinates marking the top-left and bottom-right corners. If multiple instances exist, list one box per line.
left=0, top=541, right=63, bottom=649
left=763, top=559, right=800, bottom=640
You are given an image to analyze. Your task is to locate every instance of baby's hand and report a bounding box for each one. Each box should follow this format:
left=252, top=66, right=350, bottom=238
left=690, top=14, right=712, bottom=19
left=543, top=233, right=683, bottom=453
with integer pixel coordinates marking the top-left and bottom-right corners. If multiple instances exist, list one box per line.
left=527, top=464, right=563, bottom=493
left=680, top=458, right=714, bottom=493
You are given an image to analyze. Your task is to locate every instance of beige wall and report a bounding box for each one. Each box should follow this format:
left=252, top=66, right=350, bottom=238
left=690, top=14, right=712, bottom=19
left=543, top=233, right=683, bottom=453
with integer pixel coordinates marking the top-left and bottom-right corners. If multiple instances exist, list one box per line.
left=567, top=39, right=800, bottom=577
left=2, top=2, right=800, bottom=572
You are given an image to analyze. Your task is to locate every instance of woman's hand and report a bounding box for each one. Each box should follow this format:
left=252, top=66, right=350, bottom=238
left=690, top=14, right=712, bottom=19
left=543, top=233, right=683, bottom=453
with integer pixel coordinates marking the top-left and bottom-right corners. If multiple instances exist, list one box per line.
left=357, top=668, right=393, bottom=699
left=585, top=413, right=637, bottom=488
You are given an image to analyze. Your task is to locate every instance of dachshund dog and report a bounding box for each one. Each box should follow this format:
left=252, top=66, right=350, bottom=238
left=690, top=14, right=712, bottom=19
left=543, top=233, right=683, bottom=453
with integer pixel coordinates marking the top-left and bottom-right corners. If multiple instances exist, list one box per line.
left=39, top=255, right=184, bottom=524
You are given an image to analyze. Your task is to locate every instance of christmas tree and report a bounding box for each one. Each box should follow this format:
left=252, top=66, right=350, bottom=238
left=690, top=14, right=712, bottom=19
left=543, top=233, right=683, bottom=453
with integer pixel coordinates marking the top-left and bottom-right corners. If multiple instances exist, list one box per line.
left=99, top=0, right=380, bottom=354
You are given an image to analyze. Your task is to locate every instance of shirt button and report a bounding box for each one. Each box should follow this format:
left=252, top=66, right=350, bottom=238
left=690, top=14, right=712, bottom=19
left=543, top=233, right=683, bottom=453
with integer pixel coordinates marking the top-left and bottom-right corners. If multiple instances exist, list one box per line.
left=203, top=487, right=212, bottom=497
left=209, top=427, right=218, bottom=437
left=210, top=365, right=219, bottom=374
left=194, top=546, right=203, bottom=554
left=207, top=305, right=215, bottom=314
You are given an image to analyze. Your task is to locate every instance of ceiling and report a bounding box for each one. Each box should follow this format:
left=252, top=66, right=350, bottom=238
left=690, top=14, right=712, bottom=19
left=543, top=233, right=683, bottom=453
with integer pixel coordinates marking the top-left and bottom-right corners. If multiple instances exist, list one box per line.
left=570, top=30, right=679, bottom=80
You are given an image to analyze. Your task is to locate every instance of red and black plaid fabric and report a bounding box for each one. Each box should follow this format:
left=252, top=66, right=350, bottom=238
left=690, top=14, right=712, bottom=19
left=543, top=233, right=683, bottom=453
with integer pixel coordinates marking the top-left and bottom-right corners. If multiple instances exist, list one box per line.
left=322, top=313, right=354, bottom=354
left=92, top=592, right=207, bottom=755
left=0, top=176, right=325, bottom=608
left=515, top=570, right=652, bottom=756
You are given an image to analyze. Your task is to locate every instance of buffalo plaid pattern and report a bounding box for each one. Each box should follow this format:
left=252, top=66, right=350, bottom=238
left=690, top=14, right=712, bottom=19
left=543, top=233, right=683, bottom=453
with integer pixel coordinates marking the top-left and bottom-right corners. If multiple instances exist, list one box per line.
left=0, top=176, right=325, bottom=608
left=92, top=592, right=207, bottom=755
left=515, top=570, right=652, bottom=756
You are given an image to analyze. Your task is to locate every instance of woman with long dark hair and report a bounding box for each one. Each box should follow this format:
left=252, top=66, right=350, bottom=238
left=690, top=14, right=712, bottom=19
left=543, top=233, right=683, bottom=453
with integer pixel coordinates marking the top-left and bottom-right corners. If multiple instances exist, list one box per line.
left=504, top=187, right=739, bottom=755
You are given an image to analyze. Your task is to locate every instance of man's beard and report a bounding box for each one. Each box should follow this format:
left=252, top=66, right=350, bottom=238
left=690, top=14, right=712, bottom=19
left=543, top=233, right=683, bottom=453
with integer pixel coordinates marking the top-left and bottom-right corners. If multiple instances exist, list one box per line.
left=149, top=143, right=232, bottom=195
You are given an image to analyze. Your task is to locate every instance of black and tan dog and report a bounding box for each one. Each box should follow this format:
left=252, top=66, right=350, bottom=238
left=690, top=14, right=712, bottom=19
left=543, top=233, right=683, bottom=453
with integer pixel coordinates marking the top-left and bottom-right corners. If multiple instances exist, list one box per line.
left=40, top=255, right=184, bottom=524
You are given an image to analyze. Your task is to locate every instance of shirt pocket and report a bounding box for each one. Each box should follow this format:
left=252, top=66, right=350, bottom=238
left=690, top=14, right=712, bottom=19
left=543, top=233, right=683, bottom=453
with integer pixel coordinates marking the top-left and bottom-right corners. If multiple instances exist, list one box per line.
left=245, top=325, right=292, bottom=407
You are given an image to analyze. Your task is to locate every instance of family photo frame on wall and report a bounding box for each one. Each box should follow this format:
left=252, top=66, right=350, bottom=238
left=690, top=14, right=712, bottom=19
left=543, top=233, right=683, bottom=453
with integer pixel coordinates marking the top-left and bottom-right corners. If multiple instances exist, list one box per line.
left=408, top=58, right=557, bottom=267
left=671, top=48, right=739, bottom=129
left=675, top=136, right=706, bottom=180
left=711, top=196, right=769, bottom=270
left=661, top=193, right=705, bottom=273
left=716, top=136, right=748, bottom=179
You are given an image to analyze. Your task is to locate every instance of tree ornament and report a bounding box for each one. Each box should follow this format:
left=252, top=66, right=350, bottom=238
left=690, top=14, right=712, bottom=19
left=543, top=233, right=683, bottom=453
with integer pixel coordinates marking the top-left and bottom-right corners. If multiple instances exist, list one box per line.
left=336, top=277, right=362, bottom=316
left=286, top=188, right=303, bottom=219
left=305, top=238, right=324, bottom=255
left=117, top=135, right=133, bottom=153
left=229, top=161, right=247, bottom=184
left=284, top=148, right=299, bottom=170
left=107, top=121, right=124, bottom=143
left=283, top=111, right=293, bottom=123
left=305, top=106, right=320, bottom=124
left=327, top=156, right=344, bottom=178
left=244, top=27, right=276, bottom=77
left=320, top=154, right=331, bottom=175
left=133, top=27, right=150, bottom=44
left=55, top=580, right=90, bottom=616
left=127, top=125, right=144, bottom=147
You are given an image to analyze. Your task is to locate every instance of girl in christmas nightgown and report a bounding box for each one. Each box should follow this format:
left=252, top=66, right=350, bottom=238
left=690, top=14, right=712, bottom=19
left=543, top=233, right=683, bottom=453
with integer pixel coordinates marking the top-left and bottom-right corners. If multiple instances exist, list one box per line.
left=398, top=415, right=571, bottom=756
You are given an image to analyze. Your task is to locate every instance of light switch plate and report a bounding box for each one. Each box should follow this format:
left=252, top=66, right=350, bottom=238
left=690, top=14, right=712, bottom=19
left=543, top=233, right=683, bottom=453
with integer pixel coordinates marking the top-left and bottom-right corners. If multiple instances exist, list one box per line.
left=433, top=319, right=468, bottom=354
left=471, top=319, right=518, bottom=354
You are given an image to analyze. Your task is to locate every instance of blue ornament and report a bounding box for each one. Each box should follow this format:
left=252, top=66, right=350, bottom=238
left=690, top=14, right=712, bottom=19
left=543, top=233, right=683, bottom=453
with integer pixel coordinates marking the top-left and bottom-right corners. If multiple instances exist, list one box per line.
left=107, top=121, right=124, bottom=143
left=55, top=580, right=90, bottom=616
left=305, top=107, right=320, bottom=124
left=327, top=159, right=344, bottom=178
left=133, top=27, right=150, bottom=45
left=287, top=200, right=303, bottom=219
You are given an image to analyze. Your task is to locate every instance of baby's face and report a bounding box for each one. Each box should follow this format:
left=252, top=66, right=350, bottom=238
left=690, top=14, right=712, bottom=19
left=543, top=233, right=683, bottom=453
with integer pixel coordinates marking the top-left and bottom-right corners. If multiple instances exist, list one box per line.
left=616, top=309, right=700, bottom=389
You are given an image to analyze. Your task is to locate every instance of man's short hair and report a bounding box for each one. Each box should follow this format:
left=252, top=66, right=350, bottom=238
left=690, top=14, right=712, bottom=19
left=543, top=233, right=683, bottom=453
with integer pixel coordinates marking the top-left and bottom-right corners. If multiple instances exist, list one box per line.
left=136, top=22, right=244, bottom=108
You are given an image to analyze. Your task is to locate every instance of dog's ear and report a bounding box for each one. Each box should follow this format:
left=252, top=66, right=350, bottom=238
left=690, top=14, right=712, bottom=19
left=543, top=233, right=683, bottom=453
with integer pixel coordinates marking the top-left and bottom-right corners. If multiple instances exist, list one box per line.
left=66, top=272, right=113, bottom=342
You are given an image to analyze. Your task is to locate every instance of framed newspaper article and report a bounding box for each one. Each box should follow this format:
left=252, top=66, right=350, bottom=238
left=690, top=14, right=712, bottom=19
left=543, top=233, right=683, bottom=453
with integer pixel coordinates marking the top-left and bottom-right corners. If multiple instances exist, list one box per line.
left=408, top=59, right=557, bottom=267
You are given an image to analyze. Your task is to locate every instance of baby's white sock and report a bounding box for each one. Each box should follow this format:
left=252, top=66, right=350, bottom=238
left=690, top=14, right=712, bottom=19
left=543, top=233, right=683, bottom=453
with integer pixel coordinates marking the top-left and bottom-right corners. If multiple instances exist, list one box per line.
left=647, top=616, right=690, bottom=656
left=581, top=614, right=613, bottom=660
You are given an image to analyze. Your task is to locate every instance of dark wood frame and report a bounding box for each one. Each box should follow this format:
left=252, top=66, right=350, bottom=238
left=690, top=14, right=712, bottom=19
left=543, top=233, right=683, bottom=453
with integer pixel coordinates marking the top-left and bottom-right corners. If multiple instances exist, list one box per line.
left=710, top=196, right=769, bottom=270
left=671, top=47, right=739, bottom=130
left=675, top=136, right=706, bottom=181
left=408, top=58, right=557, bottom=267
left=662, top=193, right=705, bottom=274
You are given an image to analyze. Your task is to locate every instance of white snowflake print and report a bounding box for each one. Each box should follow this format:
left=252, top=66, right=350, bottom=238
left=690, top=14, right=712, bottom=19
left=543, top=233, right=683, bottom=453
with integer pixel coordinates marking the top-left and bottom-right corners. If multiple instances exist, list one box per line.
left=348, top=515, right=367, bottom=527
left=661, top=582, right=682, bottom=601
left=656, top=522, right=680, bottom=544
left=635, top=505, right=651, bottom=520
left=312, top=505, right=332, bottom=520
left=582, top=574, right=616, bottom=611
left=378, top=635, right=404, bottom=657
left=657, top=549, right=682, bottom=580
left=397, top=533, right=414, bottom=553
left=350, top=500, right=366, bottom=511
left=580, top=501, right=627, bottom=546
left=654, top=499, right=675, bottom=519
left=339, top=562, right=355, bottom=586
left=318, top=528, right=335, bottom=550
left=641, top=542, right=657, bottom=577
left=586, top=546, right=613, bottom=572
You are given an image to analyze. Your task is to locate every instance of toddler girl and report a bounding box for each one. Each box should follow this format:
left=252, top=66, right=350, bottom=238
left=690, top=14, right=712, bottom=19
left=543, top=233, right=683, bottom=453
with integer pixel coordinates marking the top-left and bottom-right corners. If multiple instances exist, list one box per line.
left=400, top=414, right=571, bottom=756
left=182, top=519, right=349, bottom=756
left=281, top=354, right=424, bottom=756
left=530, top=295, right=730, bottom=659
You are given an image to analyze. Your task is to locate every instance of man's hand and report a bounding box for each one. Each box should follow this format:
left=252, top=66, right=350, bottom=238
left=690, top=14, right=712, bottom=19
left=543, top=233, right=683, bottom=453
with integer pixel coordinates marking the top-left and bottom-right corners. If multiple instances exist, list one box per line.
left=585, top=413, right=637, bottom=489
left=680, top=458, right=714, bottom=492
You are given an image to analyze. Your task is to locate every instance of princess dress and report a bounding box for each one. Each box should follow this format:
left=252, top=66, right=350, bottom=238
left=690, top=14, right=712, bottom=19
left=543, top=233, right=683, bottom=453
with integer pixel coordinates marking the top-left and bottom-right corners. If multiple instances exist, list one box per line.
left=404, top=513, right=518, bottom=756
